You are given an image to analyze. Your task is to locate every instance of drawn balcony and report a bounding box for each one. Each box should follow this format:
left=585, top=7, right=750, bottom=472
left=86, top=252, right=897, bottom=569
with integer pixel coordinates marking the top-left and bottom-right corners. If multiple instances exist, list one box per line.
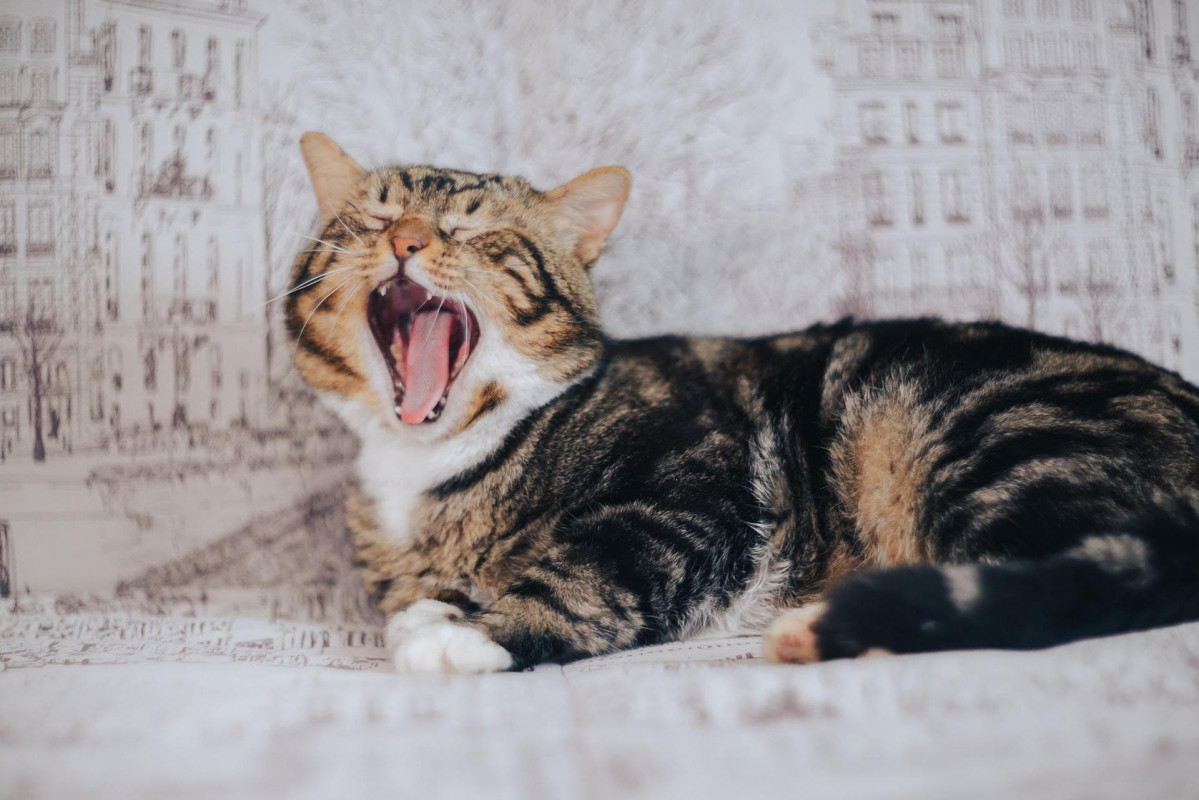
left=138, top=156, right=213, bottom=203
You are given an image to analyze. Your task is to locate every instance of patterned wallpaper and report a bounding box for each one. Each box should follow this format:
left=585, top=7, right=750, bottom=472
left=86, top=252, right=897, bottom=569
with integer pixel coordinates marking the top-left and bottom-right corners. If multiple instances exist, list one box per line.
left=1, top=0, right=1198, bottom=599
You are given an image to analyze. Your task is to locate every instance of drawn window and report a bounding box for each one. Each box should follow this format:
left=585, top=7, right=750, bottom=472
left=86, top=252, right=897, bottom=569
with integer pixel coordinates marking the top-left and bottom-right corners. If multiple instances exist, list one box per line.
left=139, top=122, right=153, bottom=166
left=144, top=347, right=156, bottom=391
left=910, top=168, right=925, bottom=225
left=1144, top=88, right=1162, bottom=158
left=206, top=127, right=217, bottom=173
left=0, top=19, right=18, bottom=54
left=29, top=278, right=54, bottom=322
left=1053, top=240, right=1079, bottom=292
left=909, top=248, right=929, bottom=285
left=0, top=280, right=14, bottom=324
left=903, top=101, right=919, bottom=144
left=0, top=359, right=13, bottom=391
left=1080, top=164, right=1108, bottom=218
left=859, top=41, right=884, bottom=77
left=934, top=43, right=963, bottom=77
left=138, top=25, right=151, bottom=65
left=0, top=128, right=15, bottom=179
left=31, top=21, right=54, bottom=55
left=1049, top=164, right=1073, bottom=218
left=935, top=14, right=963, bottom=40
left=234, top=40, right=245, bottom=106
left=1007, top=95, right=1034, bottom=144
left=0, top=70, right=14, bottom=104
left=940, top=169, right=970, bottom=223
left=141, top=232, right=154, bottom=319
left=27, top=202, right=54, bottom=255
left=0, top=202, right=13, bottom=254
left=207, top=237, right=219, bottom=295
left=897, top=42, right=921, bottom=77
left=1182, top=92, right=1196, bottom=136
left=1077, top=95, right=1103, bottom=144
left=1040, top=96, right=1070, bottom=145
left=871, top=13, right=897, bottom=35
left=1038, top=0, right=1059, bottom=19
left=206, top=36, right=218, bottom=75
left=935, top=101, right=965, bottom=143
left=1004, top=0, right=1024, bottom=18
left=1010, top=165, right=1041, bottom=218
left=105, top=237, right=119, bottom=321
left=29, top=128, right=53, bottom=178
left=1071, top=0, right=1092, bottom=20
left=30, top=69, right=51, bottom=102
left=171, top=29, right=186, bottom=69
left=1005, top=33, right=1028, bottom=69
left=1075, top=35, right=1098, bottom=70
left=173, top=233, right=187, bottom=297
left=862, top=171, right=891, bottom=227
left=1038, top=34, right=1063, bottom=71
left=1087, top=240, right=1113, bottom=284
left=860, top=103, right=887, bottom=144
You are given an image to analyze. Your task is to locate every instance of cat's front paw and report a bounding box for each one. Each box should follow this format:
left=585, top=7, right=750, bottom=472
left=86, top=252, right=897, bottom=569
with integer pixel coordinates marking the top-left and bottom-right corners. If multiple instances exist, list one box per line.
left=386, top=599, right=513, bottom=674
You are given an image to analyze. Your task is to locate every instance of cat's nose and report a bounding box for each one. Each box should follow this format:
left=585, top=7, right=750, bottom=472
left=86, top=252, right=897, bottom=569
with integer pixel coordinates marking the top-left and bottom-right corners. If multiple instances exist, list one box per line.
left=391, top=219, right=433, bottom=260
left=392, top=235, right=426, bottom=259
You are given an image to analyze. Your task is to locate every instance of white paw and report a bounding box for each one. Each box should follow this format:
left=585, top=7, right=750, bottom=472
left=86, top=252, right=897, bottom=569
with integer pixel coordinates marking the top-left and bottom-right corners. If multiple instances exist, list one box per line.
left=386, top=599, right=513, bottom=674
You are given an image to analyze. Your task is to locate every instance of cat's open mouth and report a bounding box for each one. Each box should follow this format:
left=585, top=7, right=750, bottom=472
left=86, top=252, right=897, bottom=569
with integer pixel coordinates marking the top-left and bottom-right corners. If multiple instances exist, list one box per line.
left=367, top=277, right=479, bottom=425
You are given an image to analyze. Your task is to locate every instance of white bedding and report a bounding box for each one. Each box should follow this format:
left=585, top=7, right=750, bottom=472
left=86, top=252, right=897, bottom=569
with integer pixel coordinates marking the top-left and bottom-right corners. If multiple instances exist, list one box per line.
left=3, top=593, right=1199, bottom=800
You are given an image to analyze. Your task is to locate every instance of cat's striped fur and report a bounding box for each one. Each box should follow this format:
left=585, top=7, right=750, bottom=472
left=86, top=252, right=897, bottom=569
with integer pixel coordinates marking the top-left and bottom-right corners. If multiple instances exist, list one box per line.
left=290, top=133, right=1199, bottom=672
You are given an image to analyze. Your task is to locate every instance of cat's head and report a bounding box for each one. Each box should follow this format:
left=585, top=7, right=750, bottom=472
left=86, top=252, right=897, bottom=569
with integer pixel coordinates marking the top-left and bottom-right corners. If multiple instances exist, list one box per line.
left=288, top=133, right=630, bottom=443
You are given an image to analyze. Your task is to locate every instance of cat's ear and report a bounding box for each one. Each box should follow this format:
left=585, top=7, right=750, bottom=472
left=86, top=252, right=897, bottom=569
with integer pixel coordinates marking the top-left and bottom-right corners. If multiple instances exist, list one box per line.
left=545, top=167, right=631, bottom=267
left=300, top=132, right=367, bottom=223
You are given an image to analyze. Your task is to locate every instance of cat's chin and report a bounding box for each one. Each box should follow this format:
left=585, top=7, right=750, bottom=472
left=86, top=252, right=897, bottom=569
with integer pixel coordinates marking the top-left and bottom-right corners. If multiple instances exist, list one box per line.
left=367, top=276, right=481, bottom=427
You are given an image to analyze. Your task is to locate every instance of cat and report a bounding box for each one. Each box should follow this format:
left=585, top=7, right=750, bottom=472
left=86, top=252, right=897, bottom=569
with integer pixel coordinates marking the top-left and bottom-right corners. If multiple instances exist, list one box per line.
left=288, top=132, right=1199, bottom=673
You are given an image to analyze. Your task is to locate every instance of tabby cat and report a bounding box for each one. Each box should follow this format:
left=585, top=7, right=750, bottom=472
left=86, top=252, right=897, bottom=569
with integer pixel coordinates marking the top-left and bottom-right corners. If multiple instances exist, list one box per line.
left=289, top=132, right=1199, bottom=672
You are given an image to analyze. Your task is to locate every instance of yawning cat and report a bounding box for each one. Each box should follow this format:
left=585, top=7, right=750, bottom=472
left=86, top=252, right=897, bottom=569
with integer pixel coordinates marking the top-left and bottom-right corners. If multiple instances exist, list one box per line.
left=289, top=133, right=1199, bottom=672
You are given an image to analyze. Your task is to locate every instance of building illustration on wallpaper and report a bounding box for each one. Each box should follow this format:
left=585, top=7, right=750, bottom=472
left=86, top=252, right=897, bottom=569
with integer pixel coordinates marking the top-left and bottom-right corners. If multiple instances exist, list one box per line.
left=0, top=0, right=356, bottom=599
left=812, top=0, right=1199, bottom=374
left=0, top=0, right=276, bottom=463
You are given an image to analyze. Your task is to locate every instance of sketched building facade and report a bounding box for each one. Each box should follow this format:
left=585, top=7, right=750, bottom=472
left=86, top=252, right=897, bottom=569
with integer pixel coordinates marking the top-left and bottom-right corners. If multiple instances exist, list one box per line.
left=813, top=0, right=1199, bottom=375
left=0, top=0, right=270, bottom=462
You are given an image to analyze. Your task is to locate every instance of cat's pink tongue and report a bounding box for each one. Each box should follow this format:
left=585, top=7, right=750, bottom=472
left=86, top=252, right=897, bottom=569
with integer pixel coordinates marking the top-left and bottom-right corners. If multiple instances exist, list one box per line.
left=400, top=310, right=454, bottom=424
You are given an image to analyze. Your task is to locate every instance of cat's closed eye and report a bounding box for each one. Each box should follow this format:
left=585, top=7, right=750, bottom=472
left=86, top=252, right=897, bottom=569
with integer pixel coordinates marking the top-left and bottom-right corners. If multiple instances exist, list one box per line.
left=444, top=221, right=483, bottom=242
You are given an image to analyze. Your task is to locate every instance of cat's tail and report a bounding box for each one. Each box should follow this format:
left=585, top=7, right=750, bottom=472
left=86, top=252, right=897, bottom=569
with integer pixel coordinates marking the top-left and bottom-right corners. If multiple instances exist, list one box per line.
left=763, top=493, right=1199, bottom=663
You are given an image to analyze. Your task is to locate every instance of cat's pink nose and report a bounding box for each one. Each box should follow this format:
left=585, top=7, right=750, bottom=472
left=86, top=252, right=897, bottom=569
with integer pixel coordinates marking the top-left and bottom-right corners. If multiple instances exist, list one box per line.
left=392, top=235, right=426, bottom=258
left=391, top=219, right=433, bottom=260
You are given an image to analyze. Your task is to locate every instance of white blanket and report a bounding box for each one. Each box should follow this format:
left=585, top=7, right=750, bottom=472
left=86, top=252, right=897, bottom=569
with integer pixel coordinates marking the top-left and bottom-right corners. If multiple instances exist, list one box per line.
left=3, top=593, right=1199, bottom=800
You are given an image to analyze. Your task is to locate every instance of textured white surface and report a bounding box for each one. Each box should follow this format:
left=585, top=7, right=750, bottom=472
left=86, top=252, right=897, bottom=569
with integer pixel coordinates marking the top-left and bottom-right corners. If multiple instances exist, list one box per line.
left=3, top=611, right=1199, bottom=799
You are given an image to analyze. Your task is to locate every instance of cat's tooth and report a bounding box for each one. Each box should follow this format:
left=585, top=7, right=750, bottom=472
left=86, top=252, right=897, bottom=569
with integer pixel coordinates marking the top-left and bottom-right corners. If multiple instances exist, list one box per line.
left=394, top=404, right=403, bottom=416
left=426, top=407, right=440, bottom=422
left=378, top=284, right=389, bottom=297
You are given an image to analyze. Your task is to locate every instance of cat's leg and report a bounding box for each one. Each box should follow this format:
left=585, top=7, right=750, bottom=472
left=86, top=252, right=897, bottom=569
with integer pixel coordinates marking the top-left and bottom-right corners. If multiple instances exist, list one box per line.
left=765, top=500, right=1199, bottom=663
left=385, top=499, right=754, bottom=672
left=386, top=598, right=514, bottom=674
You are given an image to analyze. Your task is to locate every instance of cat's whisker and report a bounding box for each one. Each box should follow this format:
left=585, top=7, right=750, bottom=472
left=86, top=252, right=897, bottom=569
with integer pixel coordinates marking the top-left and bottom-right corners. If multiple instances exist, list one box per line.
left=261, top=266, right=361, bottom=308
left=287, top=229, right=359, bottom=256
left=291, top=274, right=361, bottom=360
left=325, top=277, right=369, bottom=346
left=335, top=214, right=366, bottom=247
left=458, top=275, right=506, bottom=316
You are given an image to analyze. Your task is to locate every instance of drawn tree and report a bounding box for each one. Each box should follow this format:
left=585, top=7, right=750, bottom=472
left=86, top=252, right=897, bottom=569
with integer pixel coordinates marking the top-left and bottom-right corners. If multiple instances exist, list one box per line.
left=1002, top=206, right=1050, bottom=330
left=14, top=305, right=64, bottom=462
